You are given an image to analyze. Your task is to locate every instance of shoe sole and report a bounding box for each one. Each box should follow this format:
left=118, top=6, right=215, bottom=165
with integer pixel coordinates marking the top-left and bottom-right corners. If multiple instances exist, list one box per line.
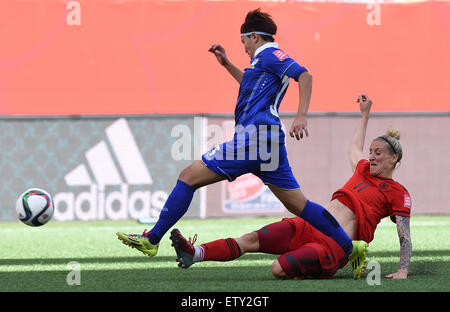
left=170, top=229, right=194, bottom=269
left=116, top=232, right=157, bottom=258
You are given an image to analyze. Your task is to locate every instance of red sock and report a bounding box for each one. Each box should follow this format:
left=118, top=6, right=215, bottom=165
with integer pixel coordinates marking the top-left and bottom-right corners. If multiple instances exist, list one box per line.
left=201, top=238, right=242, bottom=261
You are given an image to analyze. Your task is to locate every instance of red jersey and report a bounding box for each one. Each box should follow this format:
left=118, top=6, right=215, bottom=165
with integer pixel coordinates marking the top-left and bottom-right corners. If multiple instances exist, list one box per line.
left=331, top=159, right=412, bottom=243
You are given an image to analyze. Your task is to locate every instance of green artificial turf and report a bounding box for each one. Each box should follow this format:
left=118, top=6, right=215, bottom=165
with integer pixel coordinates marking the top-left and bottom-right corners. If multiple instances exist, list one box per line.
left=0, top=215, right=449, bottom=292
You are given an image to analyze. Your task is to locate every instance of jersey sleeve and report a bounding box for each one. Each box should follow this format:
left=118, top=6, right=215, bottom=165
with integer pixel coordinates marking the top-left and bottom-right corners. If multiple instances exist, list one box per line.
left=261, top=49, right=307, bottom=81
left=390, top=188, right=412, bottom=223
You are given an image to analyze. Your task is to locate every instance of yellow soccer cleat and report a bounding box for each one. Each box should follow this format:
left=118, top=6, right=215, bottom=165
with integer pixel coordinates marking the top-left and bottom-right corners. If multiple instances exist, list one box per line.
left=349, top=240, right=369, bottom=280
left=116, top=231, right=159, bottom=258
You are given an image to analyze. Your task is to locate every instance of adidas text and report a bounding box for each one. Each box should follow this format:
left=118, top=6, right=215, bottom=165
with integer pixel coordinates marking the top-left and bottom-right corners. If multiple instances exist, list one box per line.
left=54, top=184, right=168, bottom=221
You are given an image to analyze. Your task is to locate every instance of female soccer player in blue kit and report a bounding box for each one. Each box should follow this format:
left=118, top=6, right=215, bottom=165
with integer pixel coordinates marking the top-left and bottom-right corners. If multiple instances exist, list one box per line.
left=117, top=9, right=367, bottom=275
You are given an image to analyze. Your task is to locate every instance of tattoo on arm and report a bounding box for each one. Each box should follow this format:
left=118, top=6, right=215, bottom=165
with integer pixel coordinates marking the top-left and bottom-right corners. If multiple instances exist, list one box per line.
left=396, top=216, right=412, bottom=271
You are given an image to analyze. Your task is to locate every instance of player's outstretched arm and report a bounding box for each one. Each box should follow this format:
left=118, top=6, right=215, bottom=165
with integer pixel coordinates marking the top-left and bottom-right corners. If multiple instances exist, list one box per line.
left=208, top=44, right=243, bottom=84
left=349, top=94, right=372, bottom=171
left=289, top=71, right=312, bottom=140
left=386, top=215, right=412, bottom=279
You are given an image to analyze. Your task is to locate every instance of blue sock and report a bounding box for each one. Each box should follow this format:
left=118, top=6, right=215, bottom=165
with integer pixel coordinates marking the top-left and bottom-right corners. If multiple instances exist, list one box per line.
left=147, top=180, right=194, bottom=245
left=300, top=200, right=353, bottom=256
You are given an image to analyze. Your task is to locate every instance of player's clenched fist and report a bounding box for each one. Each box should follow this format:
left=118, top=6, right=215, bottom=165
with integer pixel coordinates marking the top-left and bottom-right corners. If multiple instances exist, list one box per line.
left=208, top=44, right=229, bottom=66
left=357, top=94, right=372, bottom=116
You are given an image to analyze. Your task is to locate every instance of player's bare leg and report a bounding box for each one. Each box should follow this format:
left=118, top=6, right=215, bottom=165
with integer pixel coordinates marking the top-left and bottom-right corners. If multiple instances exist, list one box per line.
left=170, top=230, right=260, bottom=269
left=178, top=160, right=227, bottom=190
left=266, top=185, right=307, bottom=216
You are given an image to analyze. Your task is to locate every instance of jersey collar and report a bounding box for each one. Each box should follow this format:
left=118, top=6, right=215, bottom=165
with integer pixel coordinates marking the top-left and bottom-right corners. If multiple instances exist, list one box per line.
left=253, top=42, right=279, bottom=59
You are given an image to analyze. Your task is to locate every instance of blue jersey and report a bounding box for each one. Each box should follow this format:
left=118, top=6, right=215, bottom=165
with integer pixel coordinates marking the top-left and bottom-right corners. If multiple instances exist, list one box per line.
left=234, top=42, right=307, bottom=144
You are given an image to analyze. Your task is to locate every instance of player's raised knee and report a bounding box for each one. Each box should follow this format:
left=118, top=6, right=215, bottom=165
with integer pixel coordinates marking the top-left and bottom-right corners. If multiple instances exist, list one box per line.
left=178, top=160, right=225, bottom=190
left=178, top=166, right=192, bottom=184
left=271, top=260, right=288, bottom=279
left=178, top=162, right=207, bottom=189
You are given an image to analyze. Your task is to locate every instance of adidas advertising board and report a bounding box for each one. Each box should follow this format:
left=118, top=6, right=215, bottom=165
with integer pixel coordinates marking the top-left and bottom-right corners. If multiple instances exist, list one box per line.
left=53, top=118, right=168, bottom=221
left=0, top=117, right=201, bottom=222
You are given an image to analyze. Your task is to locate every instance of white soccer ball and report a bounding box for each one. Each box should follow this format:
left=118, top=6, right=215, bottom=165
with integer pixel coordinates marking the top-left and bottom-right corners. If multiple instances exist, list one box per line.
left=16, top=188, right=54, bottom=226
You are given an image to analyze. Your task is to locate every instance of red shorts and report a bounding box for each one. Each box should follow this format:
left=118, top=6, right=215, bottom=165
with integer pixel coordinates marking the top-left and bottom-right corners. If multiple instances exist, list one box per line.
left=256, top=217, right=348, bottom=279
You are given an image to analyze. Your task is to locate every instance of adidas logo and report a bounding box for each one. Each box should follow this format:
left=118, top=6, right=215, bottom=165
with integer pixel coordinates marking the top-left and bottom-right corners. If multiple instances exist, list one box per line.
left=53, top=118, right=168, bottom=221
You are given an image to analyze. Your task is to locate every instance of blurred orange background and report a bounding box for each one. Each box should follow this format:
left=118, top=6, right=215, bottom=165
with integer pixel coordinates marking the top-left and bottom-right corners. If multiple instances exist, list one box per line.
left=0, top=0, right=448, bottom=115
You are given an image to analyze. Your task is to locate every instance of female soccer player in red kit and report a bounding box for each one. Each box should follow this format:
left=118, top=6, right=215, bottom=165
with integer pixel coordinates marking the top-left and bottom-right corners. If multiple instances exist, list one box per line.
left=171, top=94, right=413, bottom=280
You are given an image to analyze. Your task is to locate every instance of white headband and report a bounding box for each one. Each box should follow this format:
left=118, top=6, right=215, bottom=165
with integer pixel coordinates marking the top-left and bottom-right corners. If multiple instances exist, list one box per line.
left=240, top=31, right=274, bottom=37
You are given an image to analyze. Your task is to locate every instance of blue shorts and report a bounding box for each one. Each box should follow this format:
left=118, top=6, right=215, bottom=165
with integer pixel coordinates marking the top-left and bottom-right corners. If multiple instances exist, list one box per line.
left=201, top=136, right=300, bottom=190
